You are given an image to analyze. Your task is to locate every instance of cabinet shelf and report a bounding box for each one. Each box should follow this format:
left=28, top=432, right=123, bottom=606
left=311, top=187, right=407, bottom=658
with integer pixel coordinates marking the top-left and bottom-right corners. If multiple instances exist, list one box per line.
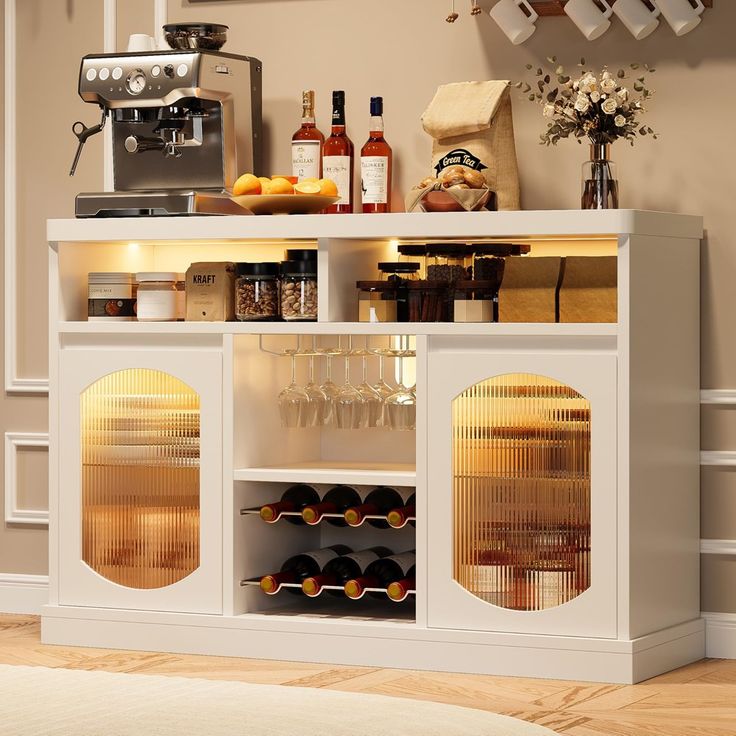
left=58, top=320, right=619, bottom=337
left=234, top=462, right=416, bottom=487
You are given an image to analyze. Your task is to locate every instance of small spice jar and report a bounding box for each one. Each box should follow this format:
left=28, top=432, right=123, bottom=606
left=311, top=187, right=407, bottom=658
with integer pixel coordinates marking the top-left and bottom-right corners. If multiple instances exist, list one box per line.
left=280, top=260, right=318, bottom=321
left=357, top=282, right=398, bottom=323
left=380, top=262, right=419, bottom=322
left=135, top=272, right=178, bottom=322
left=235, top=262, right=280, bottom=321
left=454, top=280, right=496, bottom=323
left=88, top=272, right=136, bottom=321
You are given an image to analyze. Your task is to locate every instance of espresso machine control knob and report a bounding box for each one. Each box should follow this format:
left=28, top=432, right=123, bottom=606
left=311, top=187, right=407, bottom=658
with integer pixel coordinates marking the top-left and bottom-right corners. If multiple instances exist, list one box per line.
left=163, top=64, right=175, bottom=79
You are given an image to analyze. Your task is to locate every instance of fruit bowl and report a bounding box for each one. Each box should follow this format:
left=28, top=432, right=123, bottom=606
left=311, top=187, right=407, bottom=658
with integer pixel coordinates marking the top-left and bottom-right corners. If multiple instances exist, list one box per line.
left=231, top=194, right=339, bottom=215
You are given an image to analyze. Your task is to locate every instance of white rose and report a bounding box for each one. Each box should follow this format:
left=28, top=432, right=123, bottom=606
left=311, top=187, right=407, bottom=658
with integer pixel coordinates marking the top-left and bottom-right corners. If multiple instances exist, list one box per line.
left=574, top=93, right=591, bottom=114
left=601, top=77, right=617, bottom=94
left=601, top=97, right=618, bottom=114
left=614, top=114, right=626, bottom=127
left=543, top=103, right=556, bottom=118
left=590, top=91, right=601, bottom=103
left=617, top=87, right=629, bottom=103
left=579, top=74, right=597, bottom=94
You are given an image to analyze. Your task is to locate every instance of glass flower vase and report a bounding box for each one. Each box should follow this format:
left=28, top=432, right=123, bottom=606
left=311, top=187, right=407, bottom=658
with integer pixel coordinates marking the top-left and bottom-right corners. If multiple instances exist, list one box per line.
left=581, top=143, right=619, bottom=210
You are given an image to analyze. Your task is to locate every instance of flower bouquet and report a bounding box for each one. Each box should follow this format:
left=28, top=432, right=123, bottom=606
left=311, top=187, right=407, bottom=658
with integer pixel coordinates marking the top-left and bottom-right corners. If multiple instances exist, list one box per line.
left=517, top=58, right=657, bottom=209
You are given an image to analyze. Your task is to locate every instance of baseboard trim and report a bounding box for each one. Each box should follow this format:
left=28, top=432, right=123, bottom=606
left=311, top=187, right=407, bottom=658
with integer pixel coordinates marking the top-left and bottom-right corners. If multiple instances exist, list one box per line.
left=0, top=574, right=49, bottom=614
left=703, top=612, right=736, bottom=659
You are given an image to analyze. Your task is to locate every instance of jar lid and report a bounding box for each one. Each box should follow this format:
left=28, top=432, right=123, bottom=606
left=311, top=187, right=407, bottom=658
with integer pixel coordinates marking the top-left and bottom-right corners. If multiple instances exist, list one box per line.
left=378, top=262, right=421, bottom=273
left=135, top=272, right=177, bottom=282
left=236, top=262, right=280, bottom=277
left=281, top=260, right=317, bottom=276
left=426, top=243, right=471, bottom=257
left=472, top=243, right=531, bottom=256
left=285, top=248, right=318, bottom=262
left=88, top=272, right=134, bottom=283
left=356, top=280, right=397, bottom=291
left=397, top=244, right=428, bottom=256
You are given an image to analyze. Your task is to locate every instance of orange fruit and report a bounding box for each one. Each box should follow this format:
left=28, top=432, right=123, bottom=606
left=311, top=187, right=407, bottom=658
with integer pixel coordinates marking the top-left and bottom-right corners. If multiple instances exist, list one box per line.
left=233, top=173, right=261, bottom=196
left=318, top=178, right=338, bottom=197
left=258, top=177, right=273, bottom=195
left=271, top=175, right=298, bottom=184
left=294, top=181, right=321, bottom=195
left=269, top=177, right=295, bottom=195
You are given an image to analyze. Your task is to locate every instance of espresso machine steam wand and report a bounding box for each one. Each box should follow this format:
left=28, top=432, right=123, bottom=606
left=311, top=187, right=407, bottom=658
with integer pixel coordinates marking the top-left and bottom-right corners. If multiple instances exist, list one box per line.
left=69, top=108, right=107, bottom=177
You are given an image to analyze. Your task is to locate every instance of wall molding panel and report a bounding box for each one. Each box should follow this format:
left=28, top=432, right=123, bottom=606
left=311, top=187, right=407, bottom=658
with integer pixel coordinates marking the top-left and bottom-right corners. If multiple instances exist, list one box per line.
left=0, top=573, right=48, bottom=614
left=4, top=432, right=49, bottom=526
left=3, top=0, right=48, bottom=394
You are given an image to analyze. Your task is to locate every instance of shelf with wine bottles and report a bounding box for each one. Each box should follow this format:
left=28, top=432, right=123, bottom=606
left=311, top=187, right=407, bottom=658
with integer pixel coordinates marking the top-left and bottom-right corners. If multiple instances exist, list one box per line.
left=239, top=507, right=416, bottom=529
left=238, top=577, right=415, bottom=602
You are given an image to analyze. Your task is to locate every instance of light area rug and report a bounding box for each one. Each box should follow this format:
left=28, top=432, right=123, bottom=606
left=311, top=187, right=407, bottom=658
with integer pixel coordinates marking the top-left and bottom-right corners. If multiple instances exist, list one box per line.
left=0, top=664, right=559, bottom=736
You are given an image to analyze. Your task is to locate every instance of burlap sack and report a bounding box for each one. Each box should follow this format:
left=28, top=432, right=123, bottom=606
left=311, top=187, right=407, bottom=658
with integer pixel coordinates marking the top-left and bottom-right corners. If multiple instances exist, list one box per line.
left=421, top=81, right=521, bottom=211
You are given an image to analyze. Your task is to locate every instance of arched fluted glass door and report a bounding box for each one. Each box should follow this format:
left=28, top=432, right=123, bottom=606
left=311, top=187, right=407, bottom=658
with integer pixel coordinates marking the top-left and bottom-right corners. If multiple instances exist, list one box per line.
left=81, top=369, right=200, bottom=589
left=453, top=373, right=591, bottom=611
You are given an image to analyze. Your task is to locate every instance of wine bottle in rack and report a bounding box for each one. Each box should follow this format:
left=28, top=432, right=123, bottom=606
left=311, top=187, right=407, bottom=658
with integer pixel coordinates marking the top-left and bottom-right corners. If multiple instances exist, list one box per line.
left=344, top=550, right=417, bottom=600
left=260, top=544, right=352, bottom=595
left=301, top=485, right=362, bottom=526
left=302, top=546, right=392, bottom=597
left=344, top=486, right=413, bottom=528
left=386, top=492, right=416, bottom=529
left=386, top=565, right=416, bottom=602
left=259, top=484, right=320, bottom=525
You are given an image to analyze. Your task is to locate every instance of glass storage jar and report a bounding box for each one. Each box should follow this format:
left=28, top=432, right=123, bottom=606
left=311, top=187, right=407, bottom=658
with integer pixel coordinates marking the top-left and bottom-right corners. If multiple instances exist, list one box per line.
left=471, top=242, right=530, bottom=282
left=397, top=244, right=428, bottom=279
left=407, top=281, right=447, bottom=322
left=281, top=260, right=318, bottom=321
left=454, top=280, right=496, bottom=323
left=88, top=272, right=136, bottom=322
left=135, top=272, right=178, bottom=322
left=235, top=262, right=281, bottom=321
left=426, top=243, right=471, bottom=283
left=357, top=281, right=398, bottom=323
left=380, top=262, right=419, bottom=322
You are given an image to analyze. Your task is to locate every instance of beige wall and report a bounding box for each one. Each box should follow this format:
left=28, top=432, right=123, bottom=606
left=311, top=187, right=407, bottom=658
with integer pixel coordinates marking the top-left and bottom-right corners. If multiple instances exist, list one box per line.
left=1, top=0, right=734, bottom=613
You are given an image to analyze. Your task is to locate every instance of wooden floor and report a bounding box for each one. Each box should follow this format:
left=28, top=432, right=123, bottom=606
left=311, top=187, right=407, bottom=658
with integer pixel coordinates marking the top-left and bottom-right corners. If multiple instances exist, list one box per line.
left=1, top=615, right=735, bottom=735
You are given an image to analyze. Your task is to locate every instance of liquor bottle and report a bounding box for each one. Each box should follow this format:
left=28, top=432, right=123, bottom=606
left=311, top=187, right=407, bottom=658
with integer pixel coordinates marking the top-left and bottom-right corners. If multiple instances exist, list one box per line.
left=260, top=544, right=351, bottom=596
left=386, top=565, right=416, bottom=602
left=360, top=96, right=392, bottom=214
left=344, top=550, right=417, bottom=600
left=344, top=487, right=413, bottom=528
left=259, top=484, right=320, bottom=525
left=291, top=90, right=324, bottom=182
left=301, top=485, right=362, bottom=526
left=302, top=546, right=392, bottom=597
left=387, top=492, right=416, bottom=529
left=322, top=90, right=354, bottom=214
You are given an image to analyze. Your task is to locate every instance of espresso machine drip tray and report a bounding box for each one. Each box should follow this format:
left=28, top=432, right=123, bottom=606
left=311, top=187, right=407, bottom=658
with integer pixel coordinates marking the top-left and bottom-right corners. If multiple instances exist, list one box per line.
left=75, top=190, right=250, bottom=218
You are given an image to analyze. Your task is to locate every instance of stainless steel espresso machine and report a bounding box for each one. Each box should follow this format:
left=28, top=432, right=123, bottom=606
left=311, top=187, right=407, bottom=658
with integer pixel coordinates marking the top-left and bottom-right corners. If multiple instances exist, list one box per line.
left=71, top=24, right=262, bottom=216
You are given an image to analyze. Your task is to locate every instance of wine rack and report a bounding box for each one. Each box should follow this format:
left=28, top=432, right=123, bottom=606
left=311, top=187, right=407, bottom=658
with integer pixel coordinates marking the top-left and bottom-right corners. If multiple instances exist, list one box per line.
left=239, top=507, right=416, bottom=529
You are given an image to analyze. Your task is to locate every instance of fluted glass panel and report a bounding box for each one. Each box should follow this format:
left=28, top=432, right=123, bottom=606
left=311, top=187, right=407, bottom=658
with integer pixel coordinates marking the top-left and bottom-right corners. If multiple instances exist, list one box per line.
left=81, top=369, right=200, bottom=589
left=453, top=374, right=590, bottom=610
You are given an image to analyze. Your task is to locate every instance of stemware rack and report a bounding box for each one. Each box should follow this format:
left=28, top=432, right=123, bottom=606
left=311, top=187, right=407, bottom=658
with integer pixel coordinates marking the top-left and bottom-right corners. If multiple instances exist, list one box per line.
left=258, top=334, right=416, bottom=358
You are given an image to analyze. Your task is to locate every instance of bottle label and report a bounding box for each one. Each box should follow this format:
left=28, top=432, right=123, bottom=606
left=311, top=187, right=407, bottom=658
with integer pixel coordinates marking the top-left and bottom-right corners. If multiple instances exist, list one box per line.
left=323, top=155, right=351, bottom=205
left=303, top=547, right=342, bottom=568
left=292, top=141, right=321, bottom=181
left=386, top=551, right=416, bottom=576
left=361, top=156, right=389, bottom=204
left=342, top=550, right=381, bottom=571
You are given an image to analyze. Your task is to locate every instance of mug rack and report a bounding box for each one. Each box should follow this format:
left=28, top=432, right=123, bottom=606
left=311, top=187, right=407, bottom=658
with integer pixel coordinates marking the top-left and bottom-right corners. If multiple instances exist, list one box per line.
left=528, top=0, right=711, bottom=13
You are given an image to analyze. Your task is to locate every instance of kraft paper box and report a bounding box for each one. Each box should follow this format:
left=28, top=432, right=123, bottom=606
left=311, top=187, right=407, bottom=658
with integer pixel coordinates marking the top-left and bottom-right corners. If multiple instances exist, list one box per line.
left=558, top=256, right=617, bottom=323
left=186, top=262, right=235, bottom=321
left=498, top=257, right=564, bottom=323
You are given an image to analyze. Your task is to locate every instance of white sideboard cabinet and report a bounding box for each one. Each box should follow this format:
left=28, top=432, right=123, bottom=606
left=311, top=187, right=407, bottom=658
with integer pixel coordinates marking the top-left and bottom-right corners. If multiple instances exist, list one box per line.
left=43, top=210, right=703, bottom=683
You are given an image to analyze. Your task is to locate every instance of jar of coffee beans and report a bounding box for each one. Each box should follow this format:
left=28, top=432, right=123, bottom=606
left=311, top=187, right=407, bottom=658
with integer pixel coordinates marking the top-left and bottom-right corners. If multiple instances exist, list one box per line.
left=280, top=260, right=318, bottom=321
left=235, top=262, right=280, bottom=321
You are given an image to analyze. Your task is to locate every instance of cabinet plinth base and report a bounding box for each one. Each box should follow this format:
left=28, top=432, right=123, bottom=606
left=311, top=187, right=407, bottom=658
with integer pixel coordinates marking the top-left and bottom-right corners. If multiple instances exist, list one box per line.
left=41, top=606, right=704, bottom=685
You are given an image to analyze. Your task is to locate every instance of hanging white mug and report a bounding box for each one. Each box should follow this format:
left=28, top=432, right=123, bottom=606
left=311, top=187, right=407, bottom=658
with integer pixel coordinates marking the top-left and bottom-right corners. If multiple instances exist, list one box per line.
left=613, top=0, right=661, bottom=40
left=654, top=0, right=705, bottom=36
left=489, top=0, right=538, bottom=45
left=564, top=0, right=614, bottom=40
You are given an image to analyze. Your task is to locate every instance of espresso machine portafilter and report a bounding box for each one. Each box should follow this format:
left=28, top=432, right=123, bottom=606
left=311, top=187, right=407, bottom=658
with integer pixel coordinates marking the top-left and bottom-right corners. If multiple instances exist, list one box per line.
left=71, top=44, right=262, bottom=217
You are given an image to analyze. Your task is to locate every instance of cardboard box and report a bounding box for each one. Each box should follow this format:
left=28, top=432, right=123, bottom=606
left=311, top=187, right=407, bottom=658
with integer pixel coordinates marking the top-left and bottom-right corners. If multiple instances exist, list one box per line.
left=498, top=257, right=563, bottom=323
left=558, top=256, right=617, bottom=323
